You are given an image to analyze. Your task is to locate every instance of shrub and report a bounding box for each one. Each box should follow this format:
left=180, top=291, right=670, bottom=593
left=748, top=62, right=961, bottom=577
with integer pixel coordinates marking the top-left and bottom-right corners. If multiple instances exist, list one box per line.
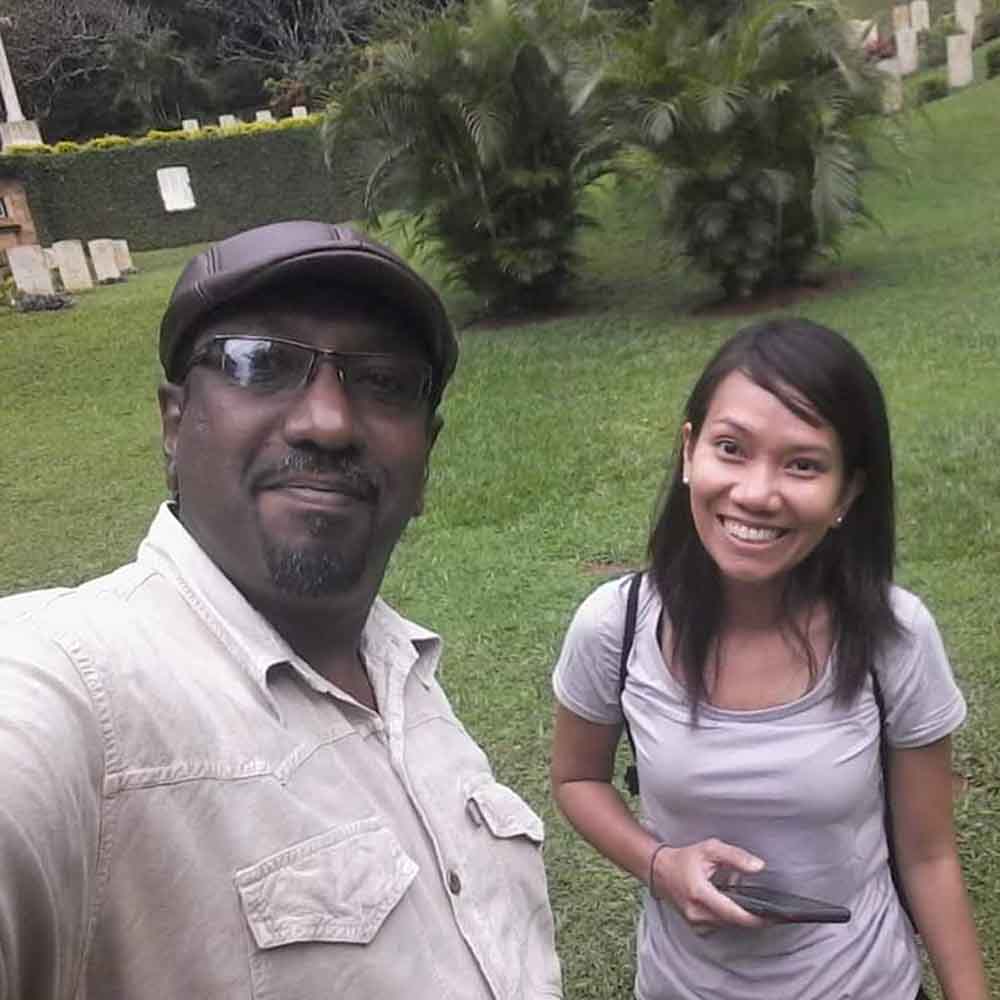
left=603, top=0, right=890, bottom=300
left=918, top=75, right=950, bottom=104
left=986, top=43, right=1000, bottom=76
left=982, top=10, right=1000, bottom=42
left=326, top=0, right=620, bottom=314
left=13, top=291, right=76, bottom=313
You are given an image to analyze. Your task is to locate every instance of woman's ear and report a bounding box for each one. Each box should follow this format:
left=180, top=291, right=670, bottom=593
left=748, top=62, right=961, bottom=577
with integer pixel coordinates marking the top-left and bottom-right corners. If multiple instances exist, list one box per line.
left=681, top=422, right=694, bottom=483
left=837, top=469, right=866, bottom=524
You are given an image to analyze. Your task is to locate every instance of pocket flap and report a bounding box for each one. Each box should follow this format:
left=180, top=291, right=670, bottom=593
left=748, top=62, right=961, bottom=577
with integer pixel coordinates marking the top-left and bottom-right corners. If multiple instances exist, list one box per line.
left=464, top=776, right=544, bottom=844
left=235, top=818, right=418, bottom=948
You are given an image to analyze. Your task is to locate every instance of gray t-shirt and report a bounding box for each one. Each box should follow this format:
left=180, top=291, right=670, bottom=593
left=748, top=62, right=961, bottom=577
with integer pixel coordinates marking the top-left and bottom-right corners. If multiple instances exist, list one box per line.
left=553, top=575, right=966, bottom=1000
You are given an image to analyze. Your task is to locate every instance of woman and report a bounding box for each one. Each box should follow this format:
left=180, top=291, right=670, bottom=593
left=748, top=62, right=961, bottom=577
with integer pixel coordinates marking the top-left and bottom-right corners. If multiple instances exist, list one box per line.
left=551, top=318, right=987, bottom=999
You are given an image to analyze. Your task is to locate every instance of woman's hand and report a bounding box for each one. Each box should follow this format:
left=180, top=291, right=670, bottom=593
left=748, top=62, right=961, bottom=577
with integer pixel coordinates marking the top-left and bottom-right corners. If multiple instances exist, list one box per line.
left=651, top=838, right=768, bottom=932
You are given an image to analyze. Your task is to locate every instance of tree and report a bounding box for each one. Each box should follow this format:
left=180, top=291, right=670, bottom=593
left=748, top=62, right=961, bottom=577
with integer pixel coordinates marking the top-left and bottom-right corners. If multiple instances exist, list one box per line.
left=3, top=0, right=202, bottom=139
left=325, top=0, right=620, bottom=314
left=605, top=0, right=892, bottom=300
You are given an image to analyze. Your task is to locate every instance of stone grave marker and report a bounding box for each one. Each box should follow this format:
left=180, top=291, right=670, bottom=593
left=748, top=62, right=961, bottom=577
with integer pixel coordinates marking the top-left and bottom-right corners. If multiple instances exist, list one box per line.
left=896, top=28, right=919, bottom=74
left=255, top=110, right=274, bottom=123
left=955, top=0, right=979, bottom=37
left=112, top=239, right=136, bottom=274
left=879, top=59, right=905, bottom=112
left=893, top=3, right=911, bottom=30
left=52, top=240, right=94, bottom=292
left=42, top=247, right=57, bottom=270
left=156, top=166, right=196, bottom=213
left=219, top=114, right=238, bottom=128
left=182, top=119, right=200, bottom=132
left=910, top=0, right=931, bottom=30
left=291, top=105, right=309, bottom=118
left=947, top=32, right=974, bottom=86
left=88, top=239, right=122, bottom=284
left=7, top=244, right=56, bottom=295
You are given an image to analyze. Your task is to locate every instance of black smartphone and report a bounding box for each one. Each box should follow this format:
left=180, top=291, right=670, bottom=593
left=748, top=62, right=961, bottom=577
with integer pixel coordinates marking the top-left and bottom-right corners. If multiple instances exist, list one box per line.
left=719, top=884, right=851, bottom=924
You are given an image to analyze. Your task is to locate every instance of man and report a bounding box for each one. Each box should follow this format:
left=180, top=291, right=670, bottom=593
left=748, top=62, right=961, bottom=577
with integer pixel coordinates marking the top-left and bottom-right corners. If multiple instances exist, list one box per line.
left=0, top=221, right=562, bottom=999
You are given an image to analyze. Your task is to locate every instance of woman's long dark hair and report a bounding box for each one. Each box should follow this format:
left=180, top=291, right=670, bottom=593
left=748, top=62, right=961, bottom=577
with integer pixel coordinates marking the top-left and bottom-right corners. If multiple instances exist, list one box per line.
left=648, top=318, right=901, bottom=712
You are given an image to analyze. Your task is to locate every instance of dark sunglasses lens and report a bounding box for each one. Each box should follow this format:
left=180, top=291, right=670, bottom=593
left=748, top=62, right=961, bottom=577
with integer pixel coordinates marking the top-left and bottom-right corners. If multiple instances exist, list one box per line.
left=343, top=358, right=431, bottom=406
left=221, top=339, right=310, bottom=390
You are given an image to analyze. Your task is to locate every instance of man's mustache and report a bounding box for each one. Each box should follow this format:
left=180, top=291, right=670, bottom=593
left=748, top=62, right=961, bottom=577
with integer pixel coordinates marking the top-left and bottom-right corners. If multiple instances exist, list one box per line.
left=254, top=448, right=379, bottom=502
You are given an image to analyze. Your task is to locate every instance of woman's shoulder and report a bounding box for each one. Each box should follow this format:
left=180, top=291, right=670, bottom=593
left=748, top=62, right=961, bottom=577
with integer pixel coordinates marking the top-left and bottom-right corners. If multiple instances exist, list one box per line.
left=888, top=584, right=938, bottom=637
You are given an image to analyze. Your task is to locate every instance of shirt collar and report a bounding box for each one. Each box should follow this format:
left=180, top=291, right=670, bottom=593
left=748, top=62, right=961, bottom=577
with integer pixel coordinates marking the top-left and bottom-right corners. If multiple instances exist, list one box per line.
left=137, top=502, right=442, bottom=697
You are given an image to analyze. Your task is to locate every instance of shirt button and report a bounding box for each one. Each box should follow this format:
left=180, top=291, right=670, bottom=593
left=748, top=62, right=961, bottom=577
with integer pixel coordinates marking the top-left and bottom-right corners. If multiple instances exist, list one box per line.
left=447, top=870, right=462, bottom=895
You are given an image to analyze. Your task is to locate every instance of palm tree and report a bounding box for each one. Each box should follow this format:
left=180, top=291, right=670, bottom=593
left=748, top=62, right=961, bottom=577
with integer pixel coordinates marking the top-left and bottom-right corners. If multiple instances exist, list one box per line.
left=324, top=0, right=619, bottom=314
left=605, top=0, right=892, bottom=300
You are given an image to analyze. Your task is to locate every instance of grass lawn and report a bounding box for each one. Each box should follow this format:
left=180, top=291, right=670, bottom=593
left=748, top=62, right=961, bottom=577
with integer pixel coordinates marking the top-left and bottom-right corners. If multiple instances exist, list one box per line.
left=2, top=76, right=999, bottom=997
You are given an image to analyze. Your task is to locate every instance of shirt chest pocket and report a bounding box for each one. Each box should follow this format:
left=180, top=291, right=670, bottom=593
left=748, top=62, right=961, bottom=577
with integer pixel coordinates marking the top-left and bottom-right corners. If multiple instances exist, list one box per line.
left=458, top=776, right=561, bottom=999
left=235, top=818, right=424, bottom=998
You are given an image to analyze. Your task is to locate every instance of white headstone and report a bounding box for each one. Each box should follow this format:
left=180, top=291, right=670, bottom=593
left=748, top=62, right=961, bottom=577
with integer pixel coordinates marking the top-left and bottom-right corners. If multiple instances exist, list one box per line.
left=156, top=166, right=196, bottom=213
left=291, top=105, right=309, bottom=118
left=955, top=0, right=978, bottom=37
left=7, top=244, right=56, bottom=295
left=42, top=247, right=57, bottom=270
left=219, top=114, right=238, bottom=128
left=112, top=239, right=136, bottom=273
left=879, top=59, right=905, bottom=112
left=947, top=31, right=974, bottom=86
left=910, top=0, right=931, bottom=30
left=255, top=110, right=274, bottom=123
left=892, top=3, right=911, bottom=30
left=87, top=239, right=122, bottom=284
left=52, top=240, right=94, bottom=292
left=896, top=28, right=920, bottom=74
left=182, top=118, right=200, bottom=132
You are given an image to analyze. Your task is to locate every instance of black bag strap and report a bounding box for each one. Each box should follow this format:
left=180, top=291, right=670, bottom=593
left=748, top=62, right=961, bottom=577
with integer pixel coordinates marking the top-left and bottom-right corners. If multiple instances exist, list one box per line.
left=619, top=572, right=643, bottom=796
left=870, top=665, right=916, bottom=928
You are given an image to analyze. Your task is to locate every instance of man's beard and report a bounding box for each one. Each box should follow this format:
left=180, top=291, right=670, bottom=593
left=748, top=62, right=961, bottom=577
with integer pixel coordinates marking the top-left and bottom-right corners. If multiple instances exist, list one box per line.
left=261, top=511, right=369, bottom=597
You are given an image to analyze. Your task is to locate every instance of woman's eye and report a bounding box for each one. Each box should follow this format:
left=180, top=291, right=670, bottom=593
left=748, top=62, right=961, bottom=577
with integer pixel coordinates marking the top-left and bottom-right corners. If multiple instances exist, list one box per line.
left=789, top=458, right=823, bottom=474
left=715, top=439, right=742, bottom=458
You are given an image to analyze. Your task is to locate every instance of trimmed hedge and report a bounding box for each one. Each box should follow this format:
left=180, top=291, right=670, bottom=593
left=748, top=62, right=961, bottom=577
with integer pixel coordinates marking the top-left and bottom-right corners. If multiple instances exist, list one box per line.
left=0, top=118, right=360, bottom=251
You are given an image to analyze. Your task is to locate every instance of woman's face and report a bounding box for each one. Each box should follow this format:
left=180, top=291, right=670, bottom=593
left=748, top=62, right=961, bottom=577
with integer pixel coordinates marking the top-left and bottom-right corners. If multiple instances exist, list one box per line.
left=682, top=371, right=861, bottom=599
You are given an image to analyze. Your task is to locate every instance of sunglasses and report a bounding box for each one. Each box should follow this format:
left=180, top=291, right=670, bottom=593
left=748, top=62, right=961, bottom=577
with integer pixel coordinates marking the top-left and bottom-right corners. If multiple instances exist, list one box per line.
left=184, top=335, right=434, bottom=410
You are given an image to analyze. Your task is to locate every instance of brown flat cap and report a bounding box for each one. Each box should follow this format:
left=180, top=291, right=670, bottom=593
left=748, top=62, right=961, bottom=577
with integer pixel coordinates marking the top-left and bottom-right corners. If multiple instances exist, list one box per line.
left=159, top=220, right=457, bottom=401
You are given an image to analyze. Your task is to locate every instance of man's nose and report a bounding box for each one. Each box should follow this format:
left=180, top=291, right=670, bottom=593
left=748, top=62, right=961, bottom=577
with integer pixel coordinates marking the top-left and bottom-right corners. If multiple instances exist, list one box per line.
left=281, top=363, right=358, bottom=450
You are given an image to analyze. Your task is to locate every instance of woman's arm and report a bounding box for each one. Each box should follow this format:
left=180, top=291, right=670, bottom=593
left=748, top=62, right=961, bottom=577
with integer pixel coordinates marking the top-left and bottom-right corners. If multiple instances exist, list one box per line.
left=889, top=736, right=989, bottom=1000
left=550, top=704, right=765, bottom=930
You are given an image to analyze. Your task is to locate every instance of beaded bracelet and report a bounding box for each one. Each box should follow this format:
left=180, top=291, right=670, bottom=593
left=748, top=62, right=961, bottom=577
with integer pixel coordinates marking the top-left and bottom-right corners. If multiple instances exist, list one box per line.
left=647, top=842, right=671, bottom=900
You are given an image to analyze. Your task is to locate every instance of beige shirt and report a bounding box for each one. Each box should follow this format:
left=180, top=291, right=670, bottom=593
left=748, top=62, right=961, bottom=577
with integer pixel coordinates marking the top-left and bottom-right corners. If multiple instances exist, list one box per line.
left=0, top=505, right=561, bottom=1000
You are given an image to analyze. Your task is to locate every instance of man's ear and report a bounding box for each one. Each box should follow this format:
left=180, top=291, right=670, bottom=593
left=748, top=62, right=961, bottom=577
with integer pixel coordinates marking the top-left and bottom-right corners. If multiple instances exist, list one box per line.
left=414, top=413, right=444, bottom=518
left=158, top=382, right=185, bottom=498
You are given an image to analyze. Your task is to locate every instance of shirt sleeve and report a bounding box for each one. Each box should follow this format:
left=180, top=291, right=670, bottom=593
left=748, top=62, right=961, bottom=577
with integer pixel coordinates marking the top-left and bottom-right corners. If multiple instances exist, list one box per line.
left=879, top=589, right=967, bottom=749
left=0, top=625, right=104, bottom=1000
left=552, top=577, right=631, bottom=726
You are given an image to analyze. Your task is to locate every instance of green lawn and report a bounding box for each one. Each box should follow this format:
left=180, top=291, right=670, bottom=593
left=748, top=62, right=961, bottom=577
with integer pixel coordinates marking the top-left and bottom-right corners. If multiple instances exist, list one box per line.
left=2, top=76, right=999, bottom=997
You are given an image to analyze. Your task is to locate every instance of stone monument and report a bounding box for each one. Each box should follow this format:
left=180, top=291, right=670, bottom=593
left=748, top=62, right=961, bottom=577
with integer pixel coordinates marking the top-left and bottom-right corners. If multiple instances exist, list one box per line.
left=7, top=244, right=55, bottom=295
left=53, top=240, right=95, bottom=292
left=255, top=110, right=274, bottom=123
left=947, top=32, right=974, bottom=86
left=955, top=0, right=979, bottom=38
left=896, top=27, right=920, bottom=74
left=892, top=4, right=911, bottom=30
left=0, top=19, right=43, bottom=149
left=87, top=239, right=122, bottom=284
left=910, top=0, right=931, bottom=31
left=219, top=114, right=238, bottom=128
left=880, top=59, right=905, bottom=113
left=291, top=105, right=309, bottom=118
left=112, top=239, right=136, bottom=273
left=182, top=118, right=200, bottom=132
